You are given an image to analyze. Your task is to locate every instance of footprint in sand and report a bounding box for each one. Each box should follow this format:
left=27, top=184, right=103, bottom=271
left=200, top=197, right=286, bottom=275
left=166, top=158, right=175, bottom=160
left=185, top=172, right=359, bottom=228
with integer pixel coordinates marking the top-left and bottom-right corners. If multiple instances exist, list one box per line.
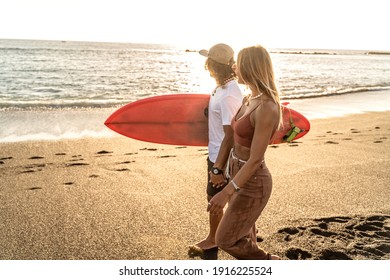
left=124, top=152, right=138, bottom=155
left=27, top=187, right=42, bottom=191
left=197, top=148, right=209, bottom=156
left=288, top=141, right=301, bottom=147
left=140, top=148, right=158, bottom=151
left=350, top=129, right=361, bottom=134
left=158, top=155, right=177, bottom=158
left=69, top=155, right=84, bottom=160
left=69, top=158, right=85, bottom=162
left=20, top=163, right=46, bottom=174
left=115, top=168, right=130, bottom=172
left=278, top=227, right=300, bottom=235
left=117, top=161, right=135, bottom=164
left=276, top=215, right=390, bottom=260
left=29, top=156, right=44, bottom=160
left=97, top=150, right=113, bottom=155
left=0, top=157, right=13, bottom=162
left=20, top=170, right=37, bottom=174
left=315, top=216, right=351, bottom=223
left=66, top=163, right=89, bottom=167
left=318, top=250, right=352, bottom=260
left=374, top=137, right=388, bottom=143
left=285, top=248, right=313, bottom=260
left=310, top=228, right=338, bottom=237
left=1, top=157, right=11, bottom=164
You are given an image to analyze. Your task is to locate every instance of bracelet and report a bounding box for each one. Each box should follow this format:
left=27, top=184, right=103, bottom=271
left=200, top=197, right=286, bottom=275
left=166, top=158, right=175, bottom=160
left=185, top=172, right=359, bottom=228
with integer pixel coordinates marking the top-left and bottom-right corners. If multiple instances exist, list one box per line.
left=231, top=180, right=240, bottom=192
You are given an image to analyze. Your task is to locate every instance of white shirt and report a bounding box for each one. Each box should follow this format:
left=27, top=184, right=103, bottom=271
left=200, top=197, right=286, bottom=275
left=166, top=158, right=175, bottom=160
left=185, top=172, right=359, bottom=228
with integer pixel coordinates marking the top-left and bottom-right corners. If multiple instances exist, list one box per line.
left=208, top=80, right=243, bottom=163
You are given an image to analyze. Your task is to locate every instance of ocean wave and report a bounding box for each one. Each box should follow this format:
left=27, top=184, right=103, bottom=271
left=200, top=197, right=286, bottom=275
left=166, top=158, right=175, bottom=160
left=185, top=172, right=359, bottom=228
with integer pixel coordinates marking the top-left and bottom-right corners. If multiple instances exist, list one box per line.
left=281, top=85, right=390, bottom=100
left=0, top=100, right=127, bottom=111
left=1, top=86, right=389, bottom=111
left=35, top=88, right=63, bottom=93
left=0, top=45, right=175, bottom=54
left=12, top=69, right=62, bottom=73
left=1, top=39, right=389, bottom=112
left=272, top=50, right=337, bottom=55
left=0, top=129, right=114, bottom=143
left=0, top=47, right=85, bottom=53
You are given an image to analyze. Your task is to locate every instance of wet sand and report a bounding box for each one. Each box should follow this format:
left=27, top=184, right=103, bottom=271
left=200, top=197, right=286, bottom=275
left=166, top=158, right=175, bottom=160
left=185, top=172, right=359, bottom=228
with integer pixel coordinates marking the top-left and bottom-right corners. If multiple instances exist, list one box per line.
left=0, top=111, right=389, bottom=260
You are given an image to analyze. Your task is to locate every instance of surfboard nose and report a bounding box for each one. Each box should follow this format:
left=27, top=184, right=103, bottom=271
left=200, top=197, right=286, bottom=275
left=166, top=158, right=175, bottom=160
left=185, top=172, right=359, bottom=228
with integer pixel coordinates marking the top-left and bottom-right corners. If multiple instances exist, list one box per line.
left=103, top=94, right=210, bottom=146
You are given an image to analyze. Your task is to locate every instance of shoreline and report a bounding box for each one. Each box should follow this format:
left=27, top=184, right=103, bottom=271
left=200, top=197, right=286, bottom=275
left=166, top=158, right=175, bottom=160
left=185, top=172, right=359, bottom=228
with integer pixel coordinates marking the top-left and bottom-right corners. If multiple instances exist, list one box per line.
left=1, top=111, right=389, bottom=260
left=1, top=89, right=390, bottom=143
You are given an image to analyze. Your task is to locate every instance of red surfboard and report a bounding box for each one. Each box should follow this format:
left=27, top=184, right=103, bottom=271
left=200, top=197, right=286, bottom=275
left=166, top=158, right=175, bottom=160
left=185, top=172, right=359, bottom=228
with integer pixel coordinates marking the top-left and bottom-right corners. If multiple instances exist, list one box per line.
left=104, top=94, right=310, bottom=146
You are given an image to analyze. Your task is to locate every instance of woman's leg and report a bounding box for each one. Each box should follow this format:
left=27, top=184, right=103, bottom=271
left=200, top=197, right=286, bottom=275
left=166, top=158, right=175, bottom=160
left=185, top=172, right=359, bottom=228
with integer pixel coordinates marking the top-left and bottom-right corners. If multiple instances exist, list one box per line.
left=215, top=167, right=273, bottom=259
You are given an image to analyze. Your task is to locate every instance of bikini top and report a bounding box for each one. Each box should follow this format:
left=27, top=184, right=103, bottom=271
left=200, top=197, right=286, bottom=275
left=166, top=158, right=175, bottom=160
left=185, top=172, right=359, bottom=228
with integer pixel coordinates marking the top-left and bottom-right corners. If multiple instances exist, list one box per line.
left=231, top=104, right=261, bottom=148
left=231, top=102, right=279, bottom=148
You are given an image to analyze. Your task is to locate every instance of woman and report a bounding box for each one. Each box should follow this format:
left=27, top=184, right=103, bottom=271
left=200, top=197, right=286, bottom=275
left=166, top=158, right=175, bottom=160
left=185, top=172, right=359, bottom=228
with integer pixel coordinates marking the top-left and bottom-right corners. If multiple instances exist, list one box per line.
left=189, top=43, right=243, bottom=255
left=208, top=45, right=282, bottom=260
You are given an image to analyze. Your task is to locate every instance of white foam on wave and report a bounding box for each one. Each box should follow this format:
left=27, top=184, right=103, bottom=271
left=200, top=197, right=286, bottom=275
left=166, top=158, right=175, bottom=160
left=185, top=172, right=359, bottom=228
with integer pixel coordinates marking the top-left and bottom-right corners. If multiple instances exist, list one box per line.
left=0, top=130, right=116, bottom=143
left=0, top=108, right=117, bottom=143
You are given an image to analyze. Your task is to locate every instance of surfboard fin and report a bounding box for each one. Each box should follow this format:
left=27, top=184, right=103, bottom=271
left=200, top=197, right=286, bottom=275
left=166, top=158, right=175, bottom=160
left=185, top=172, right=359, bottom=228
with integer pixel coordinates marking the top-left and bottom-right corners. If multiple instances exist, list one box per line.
left=283, top=126, right=302, bottom=142
left=282, top=116, right=303, bottom=142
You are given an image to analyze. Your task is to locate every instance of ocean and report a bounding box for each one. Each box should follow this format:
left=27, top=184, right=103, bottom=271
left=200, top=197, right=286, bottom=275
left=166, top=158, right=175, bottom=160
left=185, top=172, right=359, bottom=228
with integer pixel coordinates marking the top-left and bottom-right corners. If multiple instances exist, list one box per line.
left=1, top=39, right=390, bottom=143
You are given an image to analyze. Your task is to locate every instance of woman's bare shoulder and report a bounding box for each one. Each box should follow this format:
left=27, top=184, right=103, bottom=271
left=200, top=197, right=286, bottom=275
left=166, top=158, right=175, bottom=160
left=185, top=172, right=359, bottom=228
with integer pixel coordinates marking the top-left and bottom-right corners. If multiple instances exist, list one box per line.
left=260, top=98, right=279, bottom=114
left=253, top=99, right=279, bottom=124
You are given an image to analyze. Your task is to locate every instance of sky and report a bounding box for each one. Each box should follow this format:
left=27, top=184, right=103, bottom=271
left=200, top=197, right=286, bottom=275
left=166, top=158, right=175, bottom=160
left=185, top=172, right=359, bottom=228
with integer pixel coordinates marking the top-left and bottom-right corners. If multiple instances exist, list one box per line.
left=1, top=0, right=389, bottom=51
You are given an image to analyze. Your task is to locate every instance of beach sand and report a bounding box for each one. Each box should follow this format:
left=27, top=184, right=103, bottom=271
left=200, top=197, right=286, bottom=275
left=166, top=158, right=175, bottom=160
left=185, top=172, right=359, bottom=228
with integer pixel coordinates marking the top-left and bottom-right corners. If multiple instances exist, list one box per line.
left=0, top=111, right=389, bottom=260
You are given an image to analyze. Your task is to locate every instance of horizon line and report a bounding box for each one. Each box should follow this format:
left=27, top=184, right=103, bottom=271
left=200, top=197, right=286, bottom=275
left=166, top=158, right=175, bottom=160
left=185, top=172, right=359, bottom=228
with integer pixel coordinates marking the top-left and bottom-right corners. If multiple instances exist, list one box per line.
left=0, top=37, right=389, bottom=52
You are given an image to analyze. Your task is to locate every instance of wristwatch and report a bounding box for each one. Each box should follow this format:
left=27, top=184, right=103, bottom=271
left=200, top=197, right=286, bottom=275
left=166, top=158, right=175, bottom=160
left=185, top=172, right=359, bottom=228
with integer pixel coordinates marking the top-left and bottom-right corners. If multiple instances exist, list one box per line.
left=211, top=167, right=223, bottom=175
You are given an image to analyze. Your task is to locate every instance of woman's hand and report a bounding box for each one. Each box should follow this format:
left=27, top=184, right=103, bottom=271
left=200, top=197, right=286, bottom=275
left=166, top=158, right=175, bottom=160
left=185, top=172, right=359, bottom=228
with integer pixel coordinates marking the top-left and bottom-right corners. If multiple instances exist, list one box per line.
left=207, top=188, right=232, bottom=216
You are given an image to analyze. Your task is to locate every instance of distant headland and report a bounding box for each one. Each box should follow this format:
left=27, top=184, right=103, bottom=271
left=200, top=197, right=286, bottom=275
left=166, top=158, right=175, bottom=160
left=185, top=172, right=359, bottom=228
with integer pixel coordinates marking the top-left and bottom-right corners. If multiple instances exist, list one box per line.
left=364, top=51, right=390, bottom=55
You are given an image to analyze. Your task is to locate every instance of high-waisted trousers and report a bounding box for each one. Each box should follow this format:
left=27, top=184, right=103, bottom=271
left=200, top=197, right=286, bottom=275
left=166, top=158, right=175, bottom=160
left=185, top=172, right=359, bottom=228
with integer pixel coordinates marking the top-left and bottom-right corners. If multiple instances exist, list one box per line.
left=215, top=151, right=272, bottom=259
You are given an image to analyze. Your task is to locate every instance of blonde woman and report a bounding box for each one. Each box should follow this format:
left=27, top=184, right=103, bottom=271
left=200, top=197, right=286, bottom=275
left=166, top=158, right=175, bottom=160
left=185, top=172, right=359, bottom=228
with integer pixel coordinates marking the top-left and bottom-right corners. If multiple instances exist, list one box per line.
left=208, top=45, right=282, bottom=260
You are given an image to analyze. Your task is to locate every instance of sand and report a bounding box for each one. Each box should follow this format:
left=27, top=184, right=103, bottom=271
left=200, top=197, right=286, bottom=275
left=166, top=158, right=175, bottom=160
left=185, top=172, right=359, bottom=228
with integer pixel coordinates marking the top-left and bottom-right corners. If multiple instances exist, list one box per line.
left=0, top=111, right=389, bottom=260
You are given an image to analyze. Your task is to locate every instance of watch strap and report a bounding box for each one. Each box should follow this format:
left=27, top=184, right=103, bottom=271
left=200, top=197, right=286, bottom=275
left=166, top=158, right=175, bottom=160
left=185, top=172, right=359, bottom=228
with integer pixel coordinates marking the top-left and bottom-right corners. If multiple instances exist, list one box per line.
left=212, top=167, right=223, bottom=175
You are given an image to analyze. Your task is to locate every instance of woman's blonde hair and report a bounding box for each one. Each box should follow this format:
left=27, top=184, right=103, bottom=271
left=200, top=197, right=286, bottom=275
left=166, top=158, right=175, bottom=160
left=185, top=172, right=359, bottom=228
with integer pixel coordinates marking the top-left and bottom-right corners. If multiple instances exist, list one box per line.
left=237, top=45, right=282, bottom=128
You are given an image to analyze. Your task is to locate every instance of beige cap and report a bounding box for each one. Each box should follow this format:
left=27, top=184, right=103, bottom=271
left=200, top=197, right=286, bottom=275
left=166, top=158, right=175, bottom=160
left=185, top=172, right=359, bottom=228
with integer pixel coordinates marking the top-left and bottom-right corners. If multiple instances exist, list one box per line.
left=199, top=43, right=234, bottom=65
